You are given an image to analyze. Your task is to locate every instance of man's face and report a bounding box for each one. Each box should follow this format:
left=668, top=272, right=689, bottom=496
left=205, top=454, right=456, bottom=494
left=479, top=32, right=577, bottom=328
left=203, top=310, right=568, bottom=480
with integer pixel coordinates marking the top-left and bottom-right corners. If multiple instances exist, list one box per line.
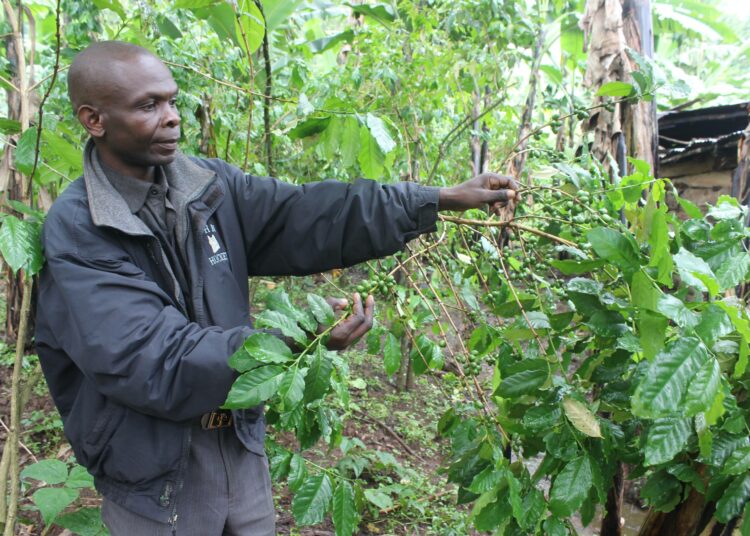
left=92, top=54, right=181, bottom=178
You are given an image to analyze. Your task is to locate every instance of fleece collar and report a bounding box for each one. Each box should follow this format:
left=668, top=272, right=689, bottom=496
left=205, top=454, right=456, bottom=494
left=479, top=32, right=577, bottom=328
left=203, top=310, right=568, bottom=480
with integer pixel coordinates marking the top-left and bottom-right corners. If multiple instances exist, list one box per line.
left=83, top=139, right=217, bottom=237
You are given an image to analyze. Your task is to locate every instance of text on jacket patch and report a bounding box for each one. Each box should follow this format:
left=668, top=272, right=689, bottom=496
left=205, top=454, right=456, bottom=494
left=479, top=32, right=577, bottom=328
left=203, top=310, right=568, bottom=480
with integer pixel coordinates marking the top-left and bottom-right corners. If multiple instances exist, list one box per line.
left=203, top=223, right=228, bottom=266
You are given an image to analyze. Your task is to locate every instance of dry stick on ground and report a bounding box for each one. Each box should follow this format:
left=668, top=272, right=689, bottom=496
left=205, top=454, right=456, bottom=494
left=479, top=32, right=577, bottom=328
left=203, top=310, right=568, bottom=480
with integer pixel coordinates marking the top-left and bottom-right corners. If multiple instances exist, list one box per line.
left=351, top=409, right=427, bottom=464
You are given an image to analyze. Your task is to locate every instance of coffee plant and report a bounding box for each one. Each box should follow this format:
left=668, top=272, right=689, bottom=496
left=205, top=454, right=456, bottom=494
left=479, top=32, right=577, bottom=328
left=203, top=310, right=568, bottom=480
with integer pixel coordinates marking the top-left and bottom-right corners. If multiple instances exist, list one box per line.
left=225, top=158, right=750, bottom=534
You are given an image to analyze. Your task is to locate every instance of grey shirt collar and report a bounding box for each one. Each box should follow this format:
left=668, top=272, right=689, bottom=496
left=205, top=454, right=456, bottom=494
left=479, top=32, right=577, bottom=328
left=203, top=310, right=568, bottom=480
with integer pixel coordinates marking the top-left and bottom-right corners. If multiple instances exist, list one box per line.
left=82, top=138, right=218, bottom=238
left=100, top=157, right=169, bottom=215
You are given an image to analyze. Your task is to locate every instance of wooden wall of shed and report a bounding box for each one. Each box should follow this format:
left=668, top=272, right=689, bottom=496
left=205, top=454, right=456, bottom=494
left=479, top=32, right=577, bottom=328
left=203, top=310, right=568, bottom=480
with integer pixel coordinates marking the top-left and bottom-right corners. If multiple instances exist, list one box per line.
left=667, top=170, right=732, bottom=211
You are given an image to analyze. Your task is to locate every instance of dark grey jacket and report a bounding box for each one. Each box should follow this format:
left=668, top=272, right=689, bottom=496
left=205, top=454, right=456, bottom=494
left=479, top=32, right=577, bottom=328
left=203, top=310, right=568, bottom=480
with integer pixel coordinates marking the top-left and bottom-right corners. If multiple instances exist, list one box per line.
left=35, top=142, right=439, bottom=523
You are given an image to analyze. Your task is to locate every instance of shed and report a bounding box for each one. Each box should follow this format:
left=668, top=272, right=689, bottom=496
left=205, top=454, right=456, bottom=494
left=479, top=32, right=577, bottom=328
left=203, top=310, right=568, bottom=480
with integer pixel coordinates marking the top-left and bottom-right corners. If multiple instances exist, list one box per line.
left=658, top=101, right=749, bottom=209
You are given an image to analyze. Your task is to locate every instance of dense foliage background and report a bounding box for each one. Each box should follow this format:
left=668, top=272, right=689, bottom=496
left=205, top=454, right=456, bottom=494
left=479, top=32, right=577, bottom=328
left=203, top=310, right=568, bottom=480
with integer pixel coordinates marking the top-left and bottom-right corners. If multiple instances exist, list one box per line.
left=1, top=0, right=750, bottom=535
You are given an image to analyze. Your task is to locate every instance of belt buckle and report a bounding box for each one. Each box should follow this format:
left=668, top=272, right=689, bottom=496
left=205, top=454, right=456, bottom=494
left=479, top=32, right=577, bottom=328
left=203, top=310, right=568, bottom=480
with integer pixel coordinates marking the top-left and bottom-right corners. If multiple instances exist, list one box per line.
left=201, top=410, right=232, bottom=430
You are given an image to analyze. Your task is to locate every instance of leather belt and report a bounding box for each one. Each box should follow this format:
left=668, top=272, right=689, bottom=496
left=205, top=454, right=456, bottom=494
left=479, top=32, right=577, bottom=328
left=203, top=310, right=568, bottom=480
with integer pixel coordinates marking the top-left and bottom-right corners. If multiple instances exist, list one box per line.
left=200, top=409, right=233, bottom=430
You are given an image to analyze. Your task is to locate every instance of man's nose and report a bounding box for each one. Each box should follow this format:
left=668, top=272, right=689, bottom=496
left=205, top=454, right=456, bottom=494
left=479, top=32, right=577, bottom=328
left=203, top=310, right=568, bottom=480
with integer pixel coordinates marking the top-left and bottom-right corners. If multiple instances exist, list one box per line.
left=163, top=105, right=181, bottom=128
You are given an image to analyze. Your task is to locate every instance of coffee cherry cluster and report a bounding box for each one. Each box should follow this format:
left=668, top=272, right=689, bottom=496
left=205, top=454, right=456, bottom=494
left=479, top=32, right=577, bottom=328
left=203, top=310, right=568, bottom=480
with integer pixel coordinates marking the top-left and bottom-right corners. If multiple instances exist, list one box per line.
left=464, top=351, right=483, bottom=377
left=355, top=273, right=397, bottom=299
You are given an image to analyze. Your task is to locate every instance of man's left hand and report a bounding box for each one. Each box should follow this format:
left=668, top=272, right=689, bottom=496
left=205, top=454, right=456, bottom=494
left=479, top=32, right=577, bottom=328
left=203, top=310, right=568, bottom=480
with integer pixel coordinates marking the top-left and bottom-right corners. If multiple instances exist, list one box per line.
left=324, top=293, right=375, bottom=351
left=438, top=173, right=518, bottom=215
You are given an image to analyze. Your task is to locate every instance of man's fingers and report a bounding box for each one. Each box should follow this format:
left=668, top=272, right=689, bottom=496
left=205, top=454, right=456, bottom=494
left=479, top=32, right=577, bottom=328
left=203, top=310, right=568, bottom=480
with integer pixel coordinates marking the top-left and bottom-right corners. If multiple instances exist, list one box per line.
left=326, top=297, right=349, bottom=312
left=483, top=174, right=519, bottom=191
left=347, top=295, right=374, bottom=341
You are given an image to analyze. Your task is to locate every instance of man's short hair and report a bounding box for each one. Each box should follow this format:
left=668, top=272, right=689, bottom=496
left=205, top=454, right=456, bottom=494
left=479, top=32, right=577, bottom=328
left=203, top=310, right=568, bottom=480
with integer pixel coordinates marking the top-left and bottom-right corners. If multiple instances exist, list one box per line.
left=67, top=41, right=157, bottom=111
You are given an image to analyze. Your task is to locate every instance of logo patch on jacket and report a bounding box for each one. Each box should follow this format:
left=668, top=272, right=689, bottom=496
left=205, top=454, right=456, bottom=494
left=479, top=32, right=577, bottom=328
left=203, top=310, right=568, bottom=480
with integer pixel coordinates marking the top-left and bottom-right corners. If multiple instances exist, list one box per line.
left=203, top=223, right=228, bottom=266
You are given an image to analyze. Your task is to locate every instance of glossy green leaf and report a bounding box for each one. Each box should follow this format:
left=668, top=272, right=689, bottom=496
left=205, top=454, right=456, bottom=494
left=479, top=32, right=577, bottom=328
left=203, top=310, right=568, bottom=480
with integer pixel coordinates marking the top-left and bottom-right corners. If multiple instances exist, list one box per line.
left=549, top=456, right=593, bottom=517
left=644, top=418, right=692, bottom=465
left=242, top=332, right=293, bottom=364
left=358, top=125, right=385, bottom=179
left=21, top=459, right=68, bottom=485
left=309, top=30, right=354, bottom=53
left=684, top=358, right=721, bottom=416
left=723, top=446, right=750, bottom=476
left=0, top=117, right=21, bottom=134
left=340, top=116, right=360, bottom=167
left=332, top=481, right=357, bottom=536
left=0, top=216, right=43, bottom=276
left=383, top=333, right=401, bottom=375
left=674, top=247, right=718, bottom=295
left=587, top=227, right=641, bottom=275
left=468, top=466, right=504, bottom=494
left=292, top=474, right=333, bottom=526
left=236, top=0, right=265, bottom=55
left=365, top=113, right=396, bottom=154
left=32, top=487, right=79, bottom=525
left=549, top=258, right=606, bottom=275
left=640, top=310, right=668, bottom=360
left=506, top=471, right=523, bottom=524
left=495, top=359, right=548, bottom=398
left=92, top=0, right=126, bottom=19
left=303, top=346, right=333, bottom=403
left=255, top=310, right=307, bottom=345
left=716, top=473, right=750, bottom=523
left=715, top=251, right=750, bottom=290
left=708, top=199, right=743, bottom=221
left=695, top=305, right=733, bottom=346
left=632, top=337, right=709, bottom=417
left=346, top=2, right=396, bottom=23
left=307, top=294, right=335, bottom=326
left=596, top=81, right=635, bottom=97
left=279, top=367, right=307, bottom=409
left=223, top=365, right=285, bottom=408
left=288, top=453, right=307, bottom=491
left=289, top=117, right=332, bottom=139
left=266, top=289, right=317, bottom=333
left=656, top=294, right=698, bottom=328
left=261, top=0, right=304, bottom=31
left=410, top=334, right=443, bottom=375
left=14, top=127, right=38, bottom=176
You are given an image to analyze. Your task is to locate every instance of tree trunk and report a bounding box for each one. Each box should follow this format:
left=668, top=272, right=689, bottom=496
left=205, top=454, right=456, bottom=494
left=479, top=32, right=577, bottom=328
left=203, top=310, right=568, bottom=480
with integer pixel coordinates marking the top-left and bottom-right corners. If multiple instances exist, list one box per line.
left=505, top=26, right=545, bottom=185
left=581, top=1, right=657, bottom=534
left=581, top=0, right=658, bottom=176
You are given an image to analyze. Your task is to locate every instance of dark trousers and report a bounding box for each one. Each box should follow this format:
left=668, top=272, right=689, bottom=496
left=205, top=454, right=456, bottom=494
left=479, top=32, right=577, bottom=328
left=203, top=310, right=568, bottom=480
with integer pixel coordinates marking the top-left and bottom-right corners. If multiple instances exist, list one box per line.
left=102, top=423, right=275, bottom=535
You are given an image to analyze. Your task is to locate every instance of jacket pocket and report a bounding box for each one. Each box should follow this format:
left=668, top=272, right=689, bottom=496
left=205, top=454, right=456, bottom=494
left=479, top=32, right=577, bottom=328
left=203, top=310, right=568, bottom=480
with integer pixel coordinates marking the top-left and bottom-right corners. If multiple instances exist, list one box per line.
left=84, top=400, right=124, bottom=451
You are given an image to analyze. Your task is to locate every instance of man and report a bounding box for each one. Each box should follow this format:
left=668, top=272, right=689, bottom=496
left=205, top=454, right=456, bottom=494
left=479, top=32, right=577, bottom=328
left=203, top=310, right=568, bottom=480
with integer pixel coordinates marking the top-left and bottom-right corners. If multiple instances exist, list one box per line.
left=35, top=41, right=517, bottom=535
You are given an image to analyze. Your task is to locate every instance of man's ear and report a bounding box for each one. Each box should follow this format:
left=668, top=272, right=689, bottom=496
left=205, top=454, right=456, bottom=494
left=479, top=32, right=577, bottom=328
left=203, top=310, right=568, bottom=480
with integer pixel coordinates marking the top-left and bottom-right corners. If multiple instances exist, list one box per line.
left=77, top=105, right=105, bottom=138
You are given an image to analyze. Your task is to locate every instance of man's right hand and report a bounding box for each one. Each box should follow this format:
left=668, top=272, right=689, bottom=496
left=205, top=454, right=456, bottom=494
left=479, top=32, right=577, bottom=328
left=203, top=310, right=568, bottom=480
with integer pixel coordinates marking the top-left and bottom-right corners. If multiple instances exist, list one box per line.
left=438, top=173, right=519, bottom=215
left=324, top=294, right=375, bottom=351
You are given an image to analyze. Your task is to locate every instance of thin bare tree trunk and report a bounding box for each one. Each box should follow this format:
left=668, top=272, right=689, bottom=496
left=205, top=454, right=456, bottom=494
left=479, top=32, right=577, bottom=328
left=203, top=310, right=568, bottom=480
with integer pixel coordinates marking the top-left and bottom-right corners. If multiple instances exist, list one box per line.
left=255, top=0, right=274, bottom=176
left=505, top=26, right=545, bottom=185
left=3, top=275, right=33, bottom=536
left=581, top=1, right=657, bottom=534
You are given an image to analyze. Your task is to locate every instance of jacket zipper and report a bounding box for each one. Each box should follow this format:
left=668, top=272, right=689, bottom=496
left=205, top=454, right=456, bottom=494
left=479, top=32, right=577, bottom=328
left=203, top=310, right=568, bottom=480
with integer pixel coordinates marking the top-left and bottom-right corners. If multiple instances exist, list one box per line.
left=168, top=425, right=192, bottom=534
left=147, top=239, right=188, bottom=317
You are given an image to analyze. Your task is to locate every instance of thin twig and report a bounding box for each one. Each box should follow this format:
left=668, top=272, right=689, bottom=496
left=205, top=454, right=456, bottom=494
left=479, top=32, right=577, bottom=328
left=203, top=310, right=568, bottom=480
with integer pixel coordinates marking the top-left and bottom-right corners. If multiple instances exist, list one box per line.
left=0, top=418, right=38, bottom=464
left=439, top=214, right=577, bottom=247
